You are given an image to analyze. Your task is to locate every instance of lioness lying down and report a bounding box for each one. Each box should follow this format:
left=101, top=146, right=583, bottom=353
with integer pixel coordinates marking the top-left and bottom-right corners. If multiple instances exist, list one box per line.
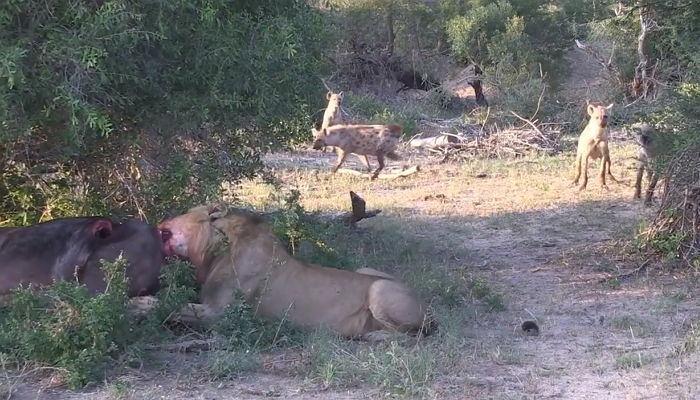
left=139, top=205, right=435, bottom=340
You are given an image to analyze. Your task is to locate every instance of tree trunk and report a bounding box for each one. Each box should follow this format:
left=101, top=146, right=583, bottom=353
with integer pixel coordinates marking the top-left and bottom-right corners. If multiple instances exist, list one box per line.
left=386, top=4, right=395, bottom=56
left=470, top=80, right=488, bottom=107
left=470, top=64, right=488, bottom=107
left=632, top=7, right=657, bottom=99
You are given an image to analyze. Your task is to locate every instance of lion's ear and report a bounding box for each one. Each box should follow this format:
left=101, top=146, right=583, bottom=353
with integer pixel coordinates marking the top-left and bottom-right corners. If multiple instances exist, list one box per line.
left=207, top=204, right=228, bottom=220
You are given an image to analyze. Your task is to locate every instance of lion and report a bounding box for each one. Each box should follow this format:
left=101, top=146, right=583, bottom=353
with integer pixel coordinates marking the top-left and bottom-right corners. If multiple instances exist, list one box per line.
left=134, top=205, right=436, bottom=341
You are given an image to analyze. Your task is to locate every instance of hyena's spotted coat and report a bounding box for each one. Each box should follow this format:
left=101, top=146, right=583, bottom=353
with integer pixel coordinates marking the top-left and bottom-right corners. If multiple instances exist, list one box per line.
left=312, top=124, right=402, bottom=179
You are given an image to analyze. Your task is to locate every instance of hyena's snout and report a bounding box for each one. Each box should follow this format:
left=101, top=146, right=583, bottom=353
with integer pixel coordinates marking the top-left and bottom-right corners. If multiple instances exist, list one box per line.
left=312, top=139, right=325, bottom=150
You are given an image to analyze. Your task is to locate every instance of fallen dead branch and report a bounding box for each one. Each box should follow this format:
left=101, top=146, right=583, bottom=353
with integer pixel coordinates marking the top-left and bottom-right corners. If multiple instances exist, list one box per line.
left=336, top=165, right=420, bottom=180
left=598, top=259, right=651, bottom=283
left=146, top=338, right=222, bottom=353
left=304, top=190, right=383, bottom=226
left=409, top=135, right=458, bottom=148
left=409, top=116, right=562, bottom=160
left=346, top=190, right=381, bottom=224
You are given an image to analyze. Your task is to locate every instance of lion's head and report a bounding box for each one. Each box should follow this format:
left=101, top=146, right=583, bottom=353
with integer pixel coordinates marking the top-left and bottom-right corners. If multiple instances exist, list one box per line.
left=158, top=204, right=228, bottom=264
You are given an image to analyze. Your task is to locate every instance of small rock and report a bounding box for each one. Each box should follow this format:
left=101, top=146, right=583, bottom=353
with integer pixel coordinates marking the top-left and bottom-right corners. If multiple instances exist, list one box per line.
left=521, top=320, right=540, bottom=336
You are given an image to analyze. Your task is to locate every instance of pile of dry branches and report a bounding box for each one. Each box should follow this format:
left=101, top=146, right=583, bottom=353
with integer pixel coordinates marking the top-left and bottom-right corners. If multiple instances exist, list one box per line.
left=409, top=113, right=562, bottom=160
left=643, top=141, right=700, bottom=266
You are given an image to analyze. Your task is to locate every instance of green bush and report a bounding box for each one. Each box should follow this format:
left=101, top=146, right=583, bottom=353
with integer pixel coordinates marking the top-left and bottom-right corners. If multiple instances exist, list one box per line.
left=648, top=82, right=700, bottom=154
left=445, top=1, right=520, bottom=65
left=0, top=0, right=331, bottom=224
left=344, top=93, right=418, bottom=136
left=214, top=292, right=305, bottom=351
left=441, top=0, right=570, bottom=118
left=139, top=260, right=199, bottom=332
left=0, top=258, right=198, bottom=388
left=488, top=60, right=547, bottom=117
left=444, top=0, right=568, bottom=78
left=267, top=189, right=347, bottom=267
left=327, top=0, right=443, bottom=58
left=0, top=258, right=131, bottom=388
left=0, top=0, right=329, bottom=145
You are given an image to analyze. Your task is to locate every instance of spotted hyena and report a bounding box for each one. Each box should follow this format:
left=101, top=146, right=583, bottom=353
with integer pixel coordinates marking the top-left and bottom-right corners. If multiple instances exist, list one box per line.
left=633, top=124, right=667, bottom=206
left=311, top=124, right=402, bottom=179
left=321, top=91, right=344, bottom=128
left=572, top=102, right=618, bottom=190
left=317, top=91, right=344, bottom=153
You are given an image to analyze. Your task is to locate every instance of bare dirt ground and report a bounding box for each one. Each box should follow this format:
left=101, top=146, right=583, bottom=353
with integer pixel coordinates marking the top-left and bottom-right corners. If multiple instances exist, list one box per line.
left=9, top=141, right=700, bottom=400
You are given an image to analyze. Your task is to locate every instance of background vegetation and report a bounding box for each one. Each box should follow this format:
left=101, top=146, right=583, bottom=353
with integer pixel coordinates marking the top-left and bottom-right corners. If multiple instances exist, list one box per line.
left=2, top=0, right=698, bottom=224
left=0, top=0, right=330, bottom=224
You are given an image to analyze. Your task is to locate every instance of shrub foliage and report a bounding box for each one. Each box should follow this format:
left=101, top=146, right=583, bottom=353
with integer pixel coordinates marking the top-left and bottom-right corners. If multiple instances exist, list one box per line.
left=0, top=0, right=330, bottom=223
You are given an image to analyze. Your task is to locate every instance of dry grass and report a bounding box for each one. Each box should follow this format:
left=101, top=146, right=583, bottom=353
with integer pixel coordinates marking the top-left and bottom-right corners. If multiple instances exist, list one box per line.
left=246, top=141, right=641, bottom=218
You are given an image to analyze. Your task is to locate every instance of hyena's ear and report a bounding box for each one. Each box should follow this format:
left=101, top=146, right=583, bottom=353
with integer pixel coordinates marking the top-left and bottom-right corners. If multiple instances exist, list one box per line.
left=326, top=91, right=332, bottom=100
left=337, top=91, right=344, bottom=100
left=207, top=203, right=228, bottom=221
left=587, top=104, right=595, bottom=116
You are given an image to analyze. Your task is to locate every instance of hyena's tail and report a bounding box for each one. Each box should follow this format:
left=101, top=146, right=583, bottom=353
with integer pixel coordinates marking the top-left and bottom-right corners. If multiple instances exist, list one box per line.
left=386, top=151, right=401, bottom=161
left=387, top=124, right=403, bottom=138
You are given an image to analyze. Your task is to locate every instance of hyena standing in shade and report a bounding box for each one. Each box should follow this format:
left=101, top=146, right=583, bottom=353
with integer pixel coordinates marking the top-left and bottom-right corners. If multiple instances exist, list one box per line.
left=312, top=124, right=402, bottom=180
left=633, top=124, right=667, bottom=206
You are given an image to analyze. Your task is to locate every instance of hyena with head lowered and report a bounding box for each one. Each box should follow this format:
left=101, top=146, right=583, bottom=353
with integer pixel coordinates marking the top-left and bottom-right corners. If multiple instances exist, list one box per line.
left=312, top=124, right=402, bottom=180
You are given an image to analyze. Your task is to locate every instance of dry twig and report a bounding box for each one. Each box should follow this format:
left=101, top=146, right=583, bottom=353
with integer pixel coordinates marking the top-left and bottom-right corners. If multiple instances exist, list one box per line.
left=409, top=117, right=562, bottom=160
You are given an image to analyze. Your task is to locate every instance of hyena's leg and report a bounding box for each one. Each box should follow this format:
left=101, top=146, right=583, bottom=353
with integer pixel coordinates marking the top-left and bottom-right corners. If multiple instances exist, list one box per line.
left=634, top=162, right=644, bottom=199
left=579, top=151, right=591, bottom=191
left=604, top=151, right=619, bottom=183
left=332, top=149, right=348, bottom=173
left=644, top=171, right=659, bottom=206
left=599, top=151, right=608, bottom=190
left=371, top=153, right=386, bottom=180
left=572, top=152, right=582, bottom=186
left=356, top=154, right=372, bottom=172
